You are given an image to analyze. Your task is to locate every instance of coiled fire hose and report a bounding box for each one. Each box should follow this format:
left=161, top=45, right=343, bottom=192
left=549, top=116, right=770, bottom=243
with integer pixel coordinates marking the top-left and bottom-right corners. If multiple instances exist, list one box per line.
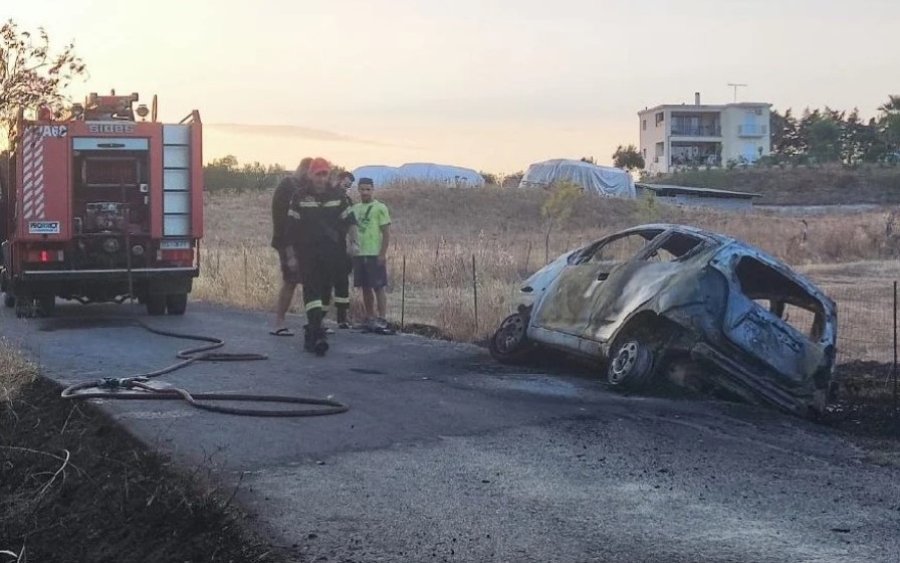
left=60, top=318, right=349, bottom=417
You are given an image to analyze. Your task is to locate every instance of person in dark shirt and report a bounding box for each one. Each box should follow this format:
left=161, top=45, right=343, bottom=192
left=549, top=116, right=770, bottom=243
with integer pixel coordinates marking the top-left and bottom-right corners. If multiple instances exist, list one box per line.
left=284, top=157, right=356, bottom=355
left=269, top=157, right=311, bottom=336
left=322, top=170, right=357, bottom=329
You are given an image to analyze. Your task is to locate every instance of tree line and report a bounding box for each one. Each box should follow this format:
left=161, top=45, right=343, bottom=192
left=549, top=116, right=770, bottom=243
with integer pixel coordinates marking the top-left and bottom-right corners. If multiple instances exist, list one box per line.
left=768, top=97, right=900, bottom=166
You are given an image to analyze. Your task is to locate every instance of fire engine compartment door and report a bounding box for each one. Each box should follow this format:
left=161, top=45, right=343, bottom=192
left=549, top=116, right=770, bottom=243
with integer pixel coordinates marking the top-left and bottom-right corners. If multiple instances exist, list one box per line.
left=19, top=127, right=70, bottom=241
left=162, top=125, right=193, bottom=238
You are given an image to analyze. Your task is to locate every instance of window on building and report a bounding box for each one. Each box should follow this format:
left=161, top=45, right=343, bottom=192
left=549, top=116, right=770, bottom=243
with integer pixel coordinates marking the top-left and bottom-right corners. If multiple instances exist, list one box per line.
left=642, top=119, right=647, bottom=131
left=655, top=112, right=664, bottom=126
left=642, top=148, right=647, bottom=160
left=655, top=142, right=665, bottom=157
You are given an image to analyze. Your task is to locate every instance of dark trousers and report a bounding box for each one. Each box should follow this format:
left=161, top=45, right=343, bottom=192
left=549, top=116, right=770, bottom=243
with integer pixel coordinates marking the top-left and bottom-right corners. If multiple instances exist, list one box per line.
left=322, top=255, right=351, bottom=323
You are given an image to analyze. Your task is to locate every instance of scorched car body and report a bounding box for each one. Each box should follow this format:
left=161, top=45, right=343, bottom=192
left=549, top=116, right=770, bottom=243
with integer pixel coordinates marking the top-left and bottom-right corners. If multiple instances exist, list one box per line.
left=489, top=224, right=837, bottom=417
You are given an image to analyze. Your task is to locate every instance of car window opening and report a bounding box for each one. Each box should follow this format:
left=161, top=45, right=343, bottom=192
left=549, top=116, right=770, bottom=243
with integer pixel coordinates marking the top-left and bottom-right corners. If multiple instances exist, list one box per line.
left=647, top=232, right=704, bottom=262
left=736, top=257, right=825, bottom=340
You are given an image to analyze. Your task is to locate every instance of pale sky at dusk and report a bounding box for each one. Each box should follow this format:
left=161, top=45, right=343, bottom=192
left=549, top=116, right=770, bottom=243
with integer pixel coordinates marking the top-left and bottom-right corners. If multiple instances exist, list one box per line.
left=8, top=0, right=900, bottom=173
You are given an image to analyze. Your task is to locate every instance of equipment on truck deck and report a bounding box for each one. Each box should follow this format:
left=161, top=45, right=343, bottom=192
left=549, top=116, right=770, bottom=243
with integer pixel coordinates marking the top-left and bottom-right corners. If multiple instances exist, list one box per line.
left=0, top=91, right=203, bottom=317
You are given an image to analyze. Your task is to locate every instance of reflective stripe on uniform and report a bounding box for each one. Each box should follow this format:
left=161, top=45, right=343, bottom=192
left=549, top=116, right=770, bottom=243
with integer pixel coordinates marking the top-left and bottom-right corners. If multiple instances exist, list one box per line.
left=305, top=299, right=323, bottom=311
left=297, top=200, right=343, bottom=208
left=333, top=297, right=350, bottom=304
left=340, top=208, right=352, bottom=219
left=288, top=209, right=302, bottom=219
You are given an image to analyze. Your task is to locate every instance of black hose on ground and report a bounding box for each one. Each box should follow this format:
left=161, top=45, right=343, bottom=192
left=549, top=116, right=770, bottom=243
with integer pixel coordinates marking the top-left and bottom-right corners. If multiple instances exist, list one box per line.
left=60, top=317, right=349, bottom=417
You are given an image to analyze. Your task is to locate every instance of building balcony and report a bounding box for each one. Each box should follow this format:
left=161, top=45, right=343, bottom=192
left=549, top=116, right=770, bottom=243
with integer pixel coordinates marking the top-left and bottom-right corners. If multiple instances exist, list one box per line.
left=738, top=124, right=768, bottom=137
left=670, top=125, right=721, bottom=137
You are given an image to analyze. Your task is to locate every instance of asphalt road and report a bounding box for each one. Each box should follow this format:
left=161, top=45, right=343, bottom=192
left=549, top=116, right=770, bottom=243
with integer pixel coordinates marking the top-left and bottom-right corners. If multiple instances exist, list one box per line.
left=3, top=301, right=899, bottom=563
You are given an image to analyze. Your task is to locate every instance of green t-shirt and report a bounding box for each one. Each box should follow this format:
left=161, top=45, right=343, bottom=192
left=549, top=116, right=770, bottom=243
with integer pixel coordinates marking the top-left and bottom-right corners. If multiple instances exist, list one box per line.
left=351, top=200, right=391, bottom=256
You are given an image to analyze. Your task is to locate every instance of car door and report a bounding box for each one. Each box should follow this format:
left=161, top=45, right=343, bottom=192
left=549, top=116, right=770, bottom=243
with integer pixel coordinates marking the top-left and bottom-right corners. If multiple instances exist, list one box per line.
left=581, top=230, right=706, bottom=344
left=532, top=230, right=659, bottom=338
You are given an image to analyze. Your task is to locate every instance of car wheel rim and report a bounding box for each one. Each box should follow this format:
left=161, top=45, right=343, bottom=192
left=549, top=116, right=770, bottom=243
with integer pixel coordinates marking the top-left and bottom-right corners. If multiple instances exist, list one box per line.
left=611, top=341, right=640, bottom=383
left=498, top=315, right=526, bottom=353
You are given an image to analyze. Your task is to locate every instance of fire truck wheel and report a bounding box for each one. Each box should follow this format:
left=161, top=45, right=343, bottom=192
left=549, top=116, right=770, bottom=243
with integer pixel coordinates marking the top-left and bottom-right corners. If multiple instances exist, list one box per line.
left=166, top=293, right=188, bottom=316
left=146, top=294, right=166, bottom=316
left=3, top=293, right=14, bottom=309
left=37, top=295, right=56, bottom=317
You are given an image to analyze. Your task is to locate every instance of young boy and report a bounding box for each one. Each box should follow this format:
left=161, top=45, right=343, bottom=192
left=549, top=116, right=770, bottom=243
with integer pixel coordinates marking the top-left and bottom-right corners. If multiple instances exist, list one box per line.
left=350, top=178, right=391, bottom=331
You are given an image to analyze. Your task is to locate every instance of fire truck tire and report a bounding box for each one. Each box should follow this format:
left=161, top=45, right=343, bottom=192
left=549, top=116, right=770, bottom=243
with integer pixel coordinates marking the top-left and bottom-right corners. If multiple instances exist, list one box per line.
left=146, top=294, right=166, bottom=316
left=37, top=295, right=56, bottom=317
left=3, top=293, right=14, bottom=309
left=166, top=293, right=188, bottom=316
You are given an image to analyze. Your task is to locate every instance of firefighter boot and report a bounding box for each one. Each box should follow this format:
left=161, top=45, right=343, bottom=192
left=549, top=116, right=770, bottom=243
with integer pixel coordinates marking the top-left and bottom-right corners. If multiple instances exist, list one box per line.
left=305, top=309, right=329, bottom=356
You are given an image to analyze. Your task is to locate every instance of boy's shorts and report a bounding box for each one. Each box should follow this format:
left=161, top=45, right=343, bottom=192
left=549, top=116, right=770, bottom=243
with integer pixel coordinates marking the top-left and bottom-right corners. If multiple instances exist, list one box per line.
left=278, top=247, right=303, bottom=284
left=352, top=256, right=388, bottom=289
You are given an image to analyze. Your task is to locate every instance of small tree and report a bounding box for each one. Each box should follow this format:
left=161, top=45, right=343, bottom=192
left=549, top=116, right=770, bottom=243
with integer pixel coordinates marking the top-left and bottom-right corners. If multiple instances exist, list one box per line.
left=479, top=171, right=499, bottom=186
left=0, top=20, right=86, bottom=143
left=611, top=144, right=645, bottom=171
left=541, top=181, right=583, bottom=263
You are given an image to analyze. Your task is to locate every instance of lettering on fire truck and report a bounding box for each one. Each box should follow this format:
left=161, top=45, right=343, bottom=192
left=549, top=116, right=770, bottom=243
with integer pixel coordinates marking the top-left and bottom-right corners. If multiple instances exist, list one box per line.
left=38, top=125, right=68, bottom=137
left=28, top=221, right=61, bottom=234
left=87, top=122, right=135, bottom=134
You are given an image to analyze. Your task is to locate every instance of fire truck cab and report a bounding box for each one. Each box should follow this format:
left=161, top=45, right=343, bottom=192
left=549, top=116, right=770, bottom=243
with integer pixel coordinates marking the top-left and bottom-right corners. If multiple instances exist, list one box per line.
left=0, top=91, right=203, bottom=317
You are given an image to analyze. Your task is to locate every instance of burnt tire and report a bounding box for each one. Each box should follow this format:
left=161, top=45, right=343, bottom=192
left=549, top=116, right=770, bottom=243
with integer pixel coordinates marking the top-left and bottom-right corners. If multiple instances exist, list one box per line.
left=166, top=293, right=188, bottom=316
left=489, top=313, right=535, bottom=364
left=3, top=293, right=14, bottom=309
left=146, top=294, right=166, bottom=316
left=607, top=335, right=659, bottom=390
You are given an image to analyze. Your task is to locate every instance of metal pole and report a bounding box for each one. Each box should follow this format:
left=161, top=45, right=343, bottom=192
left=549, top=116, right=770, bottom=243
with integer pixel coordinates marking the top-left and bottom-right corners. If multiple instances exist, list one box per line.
left=472, top=254, right=478, bottom=335
left=524, top=240, right=532, bottom=273
left=401, top=255, right=406, bottom=331
left=243, top=246, right=249, bottom=296
left=894, top=281, right=898, bottom=411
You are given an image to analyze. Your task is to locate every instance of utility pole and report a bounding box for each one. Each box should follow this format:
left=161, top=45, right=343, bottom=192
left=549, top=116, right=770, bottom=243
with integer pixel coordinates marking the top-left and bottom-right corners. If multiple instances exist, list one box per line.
left=727, top=83, right=748, bottom=102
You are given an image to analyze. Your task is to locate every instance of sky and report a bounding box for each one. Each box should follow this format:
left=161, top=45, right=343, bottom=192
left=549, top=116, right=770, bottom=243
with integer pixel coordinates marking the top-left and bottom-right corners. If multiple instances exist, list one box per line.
left=7, top=0, right=900, bottom=173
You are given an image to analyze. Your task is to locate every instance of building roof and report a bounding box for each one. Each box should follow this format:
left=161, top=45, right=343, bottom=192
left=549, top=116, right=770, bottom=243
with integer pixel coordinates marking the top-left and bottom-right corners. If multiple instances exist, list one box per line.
left=635, top=183, right=761, bottom=199
left=638, top=102, right=772, bottom=116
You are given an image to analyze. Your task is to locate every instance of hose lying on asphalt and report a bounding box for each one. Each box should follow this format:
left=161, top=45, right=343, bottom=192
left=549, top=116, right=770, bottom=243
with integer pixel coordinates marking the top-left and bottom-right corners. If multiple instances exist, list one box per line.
left=60, top=317, right=349, bottom=417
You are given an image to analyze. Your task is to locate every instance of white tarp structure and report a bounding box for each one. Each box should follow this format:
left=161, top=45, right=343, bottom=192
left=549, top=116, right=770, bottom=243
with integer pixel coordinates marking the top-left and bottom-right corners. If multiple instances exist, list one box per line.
left=350, top=165, right=399, bottom=187
left=519, top=159, right=636, bottom=199
left=351, top=162, right=485, bottom=188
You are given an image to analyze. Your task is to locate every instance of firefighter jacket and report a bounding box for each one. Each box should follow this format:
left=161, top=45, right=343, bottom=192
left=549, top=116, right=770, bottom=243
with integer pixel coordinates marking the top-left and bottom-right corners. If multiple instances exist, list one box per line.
left=284, top=183, right=356, bottom=267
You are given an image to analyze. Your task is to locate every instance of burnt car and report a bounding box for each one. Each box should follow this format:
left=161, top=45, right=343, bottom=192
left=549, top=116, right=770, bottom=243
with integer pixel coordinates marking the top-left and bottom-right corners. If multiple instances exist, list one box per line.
left=490, top=224, right=837, bottom=417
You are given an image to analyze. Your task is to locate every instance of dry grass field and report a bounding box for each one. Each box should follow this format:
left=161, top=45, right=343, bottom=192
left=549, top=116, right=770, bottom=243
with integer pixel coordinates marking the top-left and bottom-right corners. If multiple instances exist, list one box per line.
left=197, top=186, right=900, bottom=373
left=0, top=337, right=35, bottom=403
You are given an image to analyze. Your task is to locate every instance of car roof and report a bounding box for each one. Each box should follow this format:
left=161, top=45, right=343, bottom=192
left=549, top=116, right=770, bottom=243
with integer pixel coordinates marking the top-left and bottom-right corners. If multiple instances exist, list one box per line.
left=615, top=224, right=734, bottom=245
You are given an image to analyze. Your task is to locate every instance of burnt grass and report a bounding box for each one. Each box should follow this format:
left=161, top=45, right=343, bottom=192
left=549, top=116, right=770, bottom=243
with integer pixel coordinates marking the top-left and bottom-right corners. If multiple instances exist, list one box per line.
left=826, top=361, right=900, bottom=439
left=0, top=378, right=288, bottom=563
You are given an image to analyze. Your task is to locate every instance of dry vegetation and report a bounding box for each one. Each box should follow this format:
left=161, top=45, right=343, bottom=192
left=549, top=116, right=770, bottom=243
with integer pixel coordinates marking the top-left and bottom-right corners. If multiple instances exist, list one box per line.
left=0, top=337, right=35, bottom=403
left=198, top=186, right=900, bottom=369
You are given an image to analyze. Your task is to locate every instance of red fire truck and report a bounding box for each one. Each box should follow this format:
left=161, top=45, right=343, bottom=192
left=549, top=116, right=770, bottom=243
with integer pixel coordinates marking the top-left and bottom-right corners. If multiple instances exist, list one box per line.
left=0, top=92, right=203, bottom=317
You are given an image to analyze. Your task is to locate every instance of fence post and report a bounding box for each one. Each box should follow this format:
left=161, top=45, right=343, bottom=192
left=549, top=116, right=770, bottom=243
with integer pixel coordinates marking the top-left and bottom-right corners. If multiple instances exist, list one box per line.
left=894, top=281, right=898, bottom=412
left=401, top=255, right=407, bottom=332
left=524, top=241, right=532, bottom=273
left=472, top=254, right=478, bottom=336
left=243, top=246, right=249, bottom=296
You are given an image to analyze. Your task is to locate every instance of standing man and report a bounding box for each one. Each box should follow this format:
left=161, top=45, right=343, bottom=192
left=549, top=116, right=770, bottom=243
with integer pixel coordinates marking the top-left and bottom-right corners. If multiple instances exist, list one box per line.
left=323, top=170, right=357, bottom=329
left=270, top=157, right=311, bottom=336
left=351, top=178, right=392, bottom=333
left=285, top=157, right=356, bottom=355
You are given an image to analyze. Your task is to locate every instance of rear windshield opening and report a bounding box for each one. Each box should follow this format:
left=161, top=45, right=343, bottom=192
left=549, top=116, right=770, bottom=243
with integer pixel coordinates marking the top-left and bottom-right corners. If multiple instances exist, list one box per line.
left=650, top=232, right=705, bottom=262
left=736, top=257, right=825, bottom=340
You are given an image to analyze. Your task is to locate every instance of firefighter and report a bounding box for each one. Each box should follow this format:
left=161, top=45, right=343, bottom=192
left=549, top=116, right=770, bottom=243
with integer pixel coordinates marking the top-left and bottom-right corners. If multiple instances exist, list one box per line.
left=284, top=157, right=356, bottom=355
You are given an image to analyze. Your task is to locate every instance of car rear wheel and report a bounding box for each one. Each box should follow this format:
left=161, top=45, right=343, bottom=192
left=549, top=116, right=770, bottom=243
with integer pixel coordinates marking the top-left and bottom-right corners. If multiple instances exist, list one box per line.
left=606, top=322, right=671, bottom=390
left=489, top=312, right=535, bottom=364
left=166, top=293, right=188, bottom=316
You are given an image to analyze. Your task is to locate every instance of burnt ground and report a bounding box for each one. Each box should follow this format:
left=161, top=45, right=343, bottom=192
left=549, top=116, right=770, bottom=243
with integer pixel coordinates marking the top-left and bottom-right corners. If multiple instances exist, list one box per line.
left=2, top=302, right=900, bottom=562
left=0, top=378, right=288, bottom=563
left=826, top=361, right=900, bottom=439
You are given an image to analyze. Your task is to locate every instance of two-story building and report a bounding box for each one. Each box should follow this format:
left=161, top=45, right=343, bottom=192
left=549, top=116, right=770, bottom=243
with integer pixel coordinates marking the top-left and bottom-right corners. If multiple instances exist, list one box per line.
left=638, top=93, right=771, bottom=175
